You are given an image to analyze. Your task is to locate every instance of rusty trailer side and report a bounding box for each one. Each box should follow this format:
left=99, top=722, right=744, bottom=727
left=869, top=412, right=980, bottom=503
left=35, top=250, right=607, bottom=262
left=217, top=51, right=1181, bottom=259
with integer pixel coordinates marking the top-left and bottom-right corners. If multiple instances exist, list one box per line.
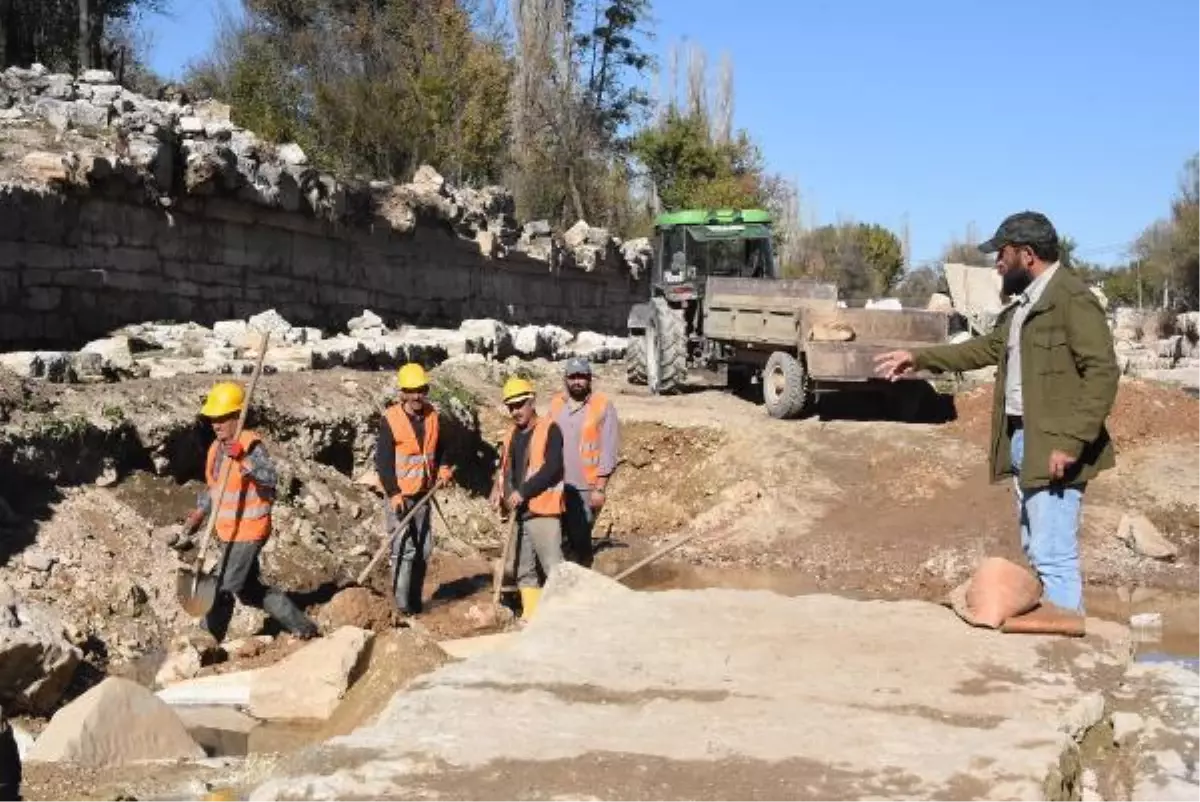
left=802, top=307, right=948, bottom=382
left=703, top=276, right=949, bottom=381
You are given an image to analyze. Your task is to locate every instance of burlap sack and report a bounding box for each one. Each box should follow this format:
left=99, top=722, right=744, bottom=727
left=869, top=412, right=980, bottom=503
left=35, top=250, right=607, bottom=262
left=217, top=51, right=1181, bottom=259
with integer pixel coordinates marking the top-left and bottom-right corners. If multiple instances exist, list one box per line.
left=963, top=557, right=1042, bottom=628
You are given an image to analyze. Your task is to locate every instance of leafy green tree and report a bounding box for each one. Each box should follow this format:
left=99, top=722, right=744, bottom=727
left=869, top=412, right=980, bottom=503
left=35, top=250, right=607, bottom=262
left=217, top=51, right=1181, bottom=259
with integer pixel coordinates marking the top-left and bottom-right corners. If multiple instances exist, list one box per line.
left=187, top=0, right=510, bottom=183
left=0, top=0, right=166, bottom=83
left=787, top=222, right=905, bottom=299
left=893, top=264, right=947, bottom=308
left=632, top=109, right=771, bottom=211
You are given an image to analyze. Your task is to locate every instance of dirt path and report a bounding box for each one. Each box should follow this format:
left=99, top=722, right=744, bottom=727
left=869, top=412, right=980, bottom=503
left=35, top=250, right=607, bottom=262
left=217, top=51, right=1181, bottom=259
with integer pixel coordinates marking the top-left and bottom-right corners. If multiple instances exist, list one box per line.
left=573, top=368, right=1200, bottom=600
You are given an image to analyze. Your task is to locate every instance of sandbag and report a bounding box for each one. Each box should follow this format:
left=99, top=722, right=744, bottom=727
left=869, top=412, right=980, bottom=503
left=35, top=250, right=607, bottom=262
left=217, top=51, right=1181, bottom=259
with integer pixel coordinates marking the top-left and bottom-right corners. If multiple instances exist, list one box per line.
left=1001, top=605, right=1086, bottom=637
left=964, top=557, right=1042, bottom=628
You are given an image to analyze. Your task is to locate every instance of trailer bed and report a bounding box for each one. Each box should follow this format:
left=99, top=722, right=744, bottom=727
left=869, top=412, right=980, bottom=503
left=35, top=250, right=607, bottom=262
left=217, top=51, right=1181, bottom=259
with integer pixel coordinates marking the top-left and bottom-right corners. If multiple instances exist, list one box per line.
left=703, top=277, right=950, bottom=381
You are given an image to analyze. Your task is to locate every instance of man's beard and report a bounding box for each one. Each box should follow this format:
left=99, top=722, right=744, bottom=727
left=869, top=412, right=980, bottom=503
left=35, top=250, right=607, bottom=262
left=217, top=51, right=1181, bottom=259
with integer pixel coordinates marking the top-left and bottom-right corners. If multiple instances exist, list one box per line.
left=1002, top=265, right=1033, bottom=297
left=567, top=384, right=590, bottom=401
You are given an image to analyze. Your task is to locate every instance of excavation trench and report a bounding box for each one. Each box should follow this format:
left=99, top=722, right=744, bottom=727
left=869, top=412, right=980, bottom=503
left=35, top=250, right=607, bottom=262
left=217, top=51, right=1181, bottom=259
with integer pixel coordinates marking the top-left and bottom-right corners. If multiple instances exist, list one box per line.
left=3, top=367, right=1196, bottom=800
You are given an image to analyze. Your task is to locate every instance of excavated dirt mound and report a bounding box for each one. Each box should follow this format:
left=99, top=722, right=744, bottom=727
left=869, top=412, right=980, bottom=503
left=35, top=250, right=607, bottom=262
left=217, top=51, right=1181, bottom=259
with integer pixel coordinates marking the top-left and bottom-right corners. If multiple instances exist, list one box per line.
left=317, top=587, right=403, bottom=633
left=949, top=379, right=1199, bottom=448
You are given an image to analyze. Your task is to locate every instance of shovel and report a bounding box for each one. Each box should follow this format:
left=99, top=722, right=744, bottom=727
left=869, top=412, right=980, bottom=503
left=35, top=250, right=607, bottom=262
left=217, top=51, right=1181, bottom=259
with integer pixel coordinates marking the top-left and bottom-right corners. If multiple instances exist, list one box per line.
left=176, top=331, right=271, bottom=617
left=354, top=485, right=440, bottom=587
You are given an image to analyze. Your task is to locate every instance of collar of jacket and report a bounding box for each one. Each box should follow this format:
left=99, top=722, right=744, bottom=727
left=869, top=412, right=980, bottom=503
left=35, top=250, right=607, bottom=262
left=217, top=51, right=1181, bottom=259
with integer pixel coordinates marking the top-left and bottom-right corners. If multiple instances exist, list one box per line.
left=1000, top=263, right=1065, bottom=321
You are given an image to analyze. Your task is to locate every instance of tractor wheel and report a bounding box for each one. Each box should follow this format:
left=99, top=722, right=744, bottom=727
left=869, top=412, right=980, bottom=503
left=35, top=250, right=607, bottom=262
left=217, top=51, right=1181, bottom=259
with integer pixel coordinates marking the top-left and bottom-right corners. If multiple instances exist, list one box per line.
left=625, top=331, right=647, bottom=386
left=762, top=351, right=810, bottom=419
left=647, top=298, right=687, bottom=396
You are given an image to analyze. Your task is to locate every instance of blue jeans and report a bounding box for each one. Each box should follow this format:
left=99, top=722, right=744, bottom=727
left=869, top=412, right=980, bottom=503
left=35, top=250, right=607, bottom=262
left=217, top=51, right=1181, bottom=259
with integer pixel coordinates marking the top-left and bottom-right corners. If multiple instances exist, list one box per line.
left=1010, top=428, right=1085, bottom=613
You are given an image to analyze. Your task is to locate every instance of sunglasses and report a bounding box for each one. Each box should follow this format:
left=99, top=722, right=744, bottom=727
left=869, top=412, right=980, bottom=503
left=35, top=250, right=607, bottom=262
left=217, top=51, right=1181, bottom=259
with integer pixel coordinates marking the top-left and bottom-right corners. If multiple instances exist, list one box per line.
left=506, top=399, right=530, bottom=413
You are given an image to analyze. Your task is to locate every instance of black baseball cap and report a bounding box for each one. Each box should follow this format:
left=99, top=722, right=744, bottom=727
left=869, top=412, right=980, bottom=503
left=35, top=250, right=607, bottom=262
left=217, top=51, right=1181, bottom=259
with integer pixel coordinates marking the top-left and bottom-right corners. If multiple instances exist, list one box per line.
left=977, top=211, right=1058, bottom=254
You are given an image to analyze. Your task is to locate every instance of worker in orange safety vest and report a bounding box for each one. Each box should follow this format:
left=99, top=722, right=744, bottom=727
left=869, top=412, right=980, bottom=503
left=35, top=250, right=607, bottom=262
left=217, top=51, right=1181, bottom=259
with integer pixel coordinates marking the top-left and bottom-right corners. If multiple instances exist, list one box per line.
left=490, top=377, right=565, bottom=621
left=181, top=381, right=319, bottom=642
left=548, top=357, right=619, bottom=568
left=375, top=362, right=454, bottom=614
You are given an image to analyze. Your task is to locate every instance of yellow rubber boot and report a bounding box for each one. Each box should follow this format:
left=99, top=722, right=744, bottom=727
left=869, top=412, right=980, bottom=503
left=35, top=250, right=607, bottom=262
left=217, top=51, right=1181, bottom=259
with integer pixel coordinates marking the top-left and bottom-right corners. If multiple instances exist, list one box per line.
left=519, top=587, right=541, bottom=621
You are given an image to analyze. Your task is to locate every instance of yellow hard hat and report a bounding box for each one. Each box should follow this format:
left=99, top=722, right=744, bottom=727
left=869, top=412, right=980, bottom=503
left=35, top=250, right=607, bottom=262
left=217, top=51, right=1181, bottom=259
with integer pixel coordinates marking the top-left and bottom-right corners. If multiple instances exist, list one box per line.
left=502, top=376, right=534, bottom=404
left=200, top=381, right=245, bottom=418
left=397, top=362, right=429, bottom=390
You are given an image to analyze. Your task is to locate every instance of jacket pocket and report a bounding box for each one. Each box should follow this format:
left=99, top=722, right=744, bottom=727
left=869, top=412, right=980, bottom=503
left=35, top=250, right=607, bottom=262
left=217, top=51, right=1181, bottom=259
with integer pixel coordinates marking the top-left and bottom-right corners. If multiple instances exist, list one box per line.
left=1031, top=326, right=1071, bottom=375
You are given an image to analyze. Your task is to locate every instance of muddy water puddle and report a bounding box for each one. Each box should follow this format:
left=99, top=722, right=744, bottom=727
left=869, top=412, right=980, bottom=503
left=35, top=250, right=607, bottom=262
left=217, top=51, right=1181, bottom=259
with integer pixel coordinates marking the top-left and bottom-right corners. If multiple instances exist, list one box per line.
left=623, top=559, right=1200, bottom=663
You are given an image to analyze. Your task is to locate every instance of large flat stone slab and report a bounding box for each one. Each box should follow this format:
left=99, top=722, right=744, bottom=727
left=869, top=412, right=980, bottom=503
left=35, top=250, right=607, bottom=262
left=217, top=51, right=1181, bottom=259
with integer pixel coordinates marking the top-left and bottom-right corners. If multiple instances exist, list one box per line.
left=1124, top=661, right=1199, bottom=801
left=250, top=564, right=1131, bottom=800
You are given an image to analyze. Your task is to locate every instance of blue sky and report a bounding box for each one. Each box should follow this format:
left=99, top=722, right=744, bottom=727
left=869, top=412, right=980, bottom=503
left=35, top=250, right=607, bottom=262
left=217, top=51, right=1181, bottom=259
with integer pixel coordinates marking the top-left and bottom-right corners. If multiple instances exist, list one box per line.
left=145, top=0, right=1198, bottom=268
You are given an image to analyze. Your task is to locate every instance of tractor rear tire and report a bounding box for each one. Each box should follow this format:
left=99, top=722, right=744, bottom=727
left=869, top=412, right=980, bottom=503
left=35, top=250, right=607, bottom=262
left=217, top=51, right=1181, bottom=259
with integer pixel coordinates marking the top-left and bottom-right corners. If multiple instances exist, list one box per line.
left=625, top=332, right=647, bottom=385
left=647, top=298, right=687, bottom=396
left=762, top=351, right=810, bottom=419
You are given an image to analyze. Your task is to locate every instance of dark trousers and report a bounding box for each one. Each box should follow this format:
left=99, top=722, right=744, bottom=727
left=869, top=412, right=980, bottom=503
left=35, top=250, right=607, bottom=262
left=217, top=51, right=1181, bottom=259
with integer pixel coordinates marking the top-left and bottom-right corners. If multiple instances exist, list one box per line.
left=0, top=718, right=20, bottom=801
left=203, top=540, right=316, bottom=642
left=562, top=486, right=595, bottom=568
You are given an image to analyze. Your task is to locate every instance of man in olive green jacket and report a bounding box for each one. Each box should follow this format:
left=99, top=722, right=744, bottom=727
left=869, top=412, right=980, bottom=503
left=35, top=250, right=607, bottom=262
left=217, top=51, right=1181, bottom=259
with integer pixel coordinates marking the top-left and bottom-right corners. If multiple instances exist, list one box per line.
left=876, top=211, right=1119, bottom=614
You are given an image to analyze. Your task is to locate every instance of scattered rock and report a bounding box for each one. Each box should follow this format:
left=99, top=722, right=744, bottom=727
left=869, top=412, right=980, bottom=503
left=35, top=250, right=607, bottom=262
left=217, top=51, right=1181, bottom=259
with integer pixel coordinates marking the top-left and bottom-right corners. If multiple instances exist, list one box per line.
left=0, top=593, right=81, bottom=713
left=1112, top=711, right=1143, bottom=745
left=154, top=645, right=203, bottom=688
left=277, top=142, right=308, bottom=166
left=108, top=578, right=149, bottom=617
left=153, top=523, right=186, bottom=549
left=28, top=677, right=205, bottom=766
left=248, top=309, right=294, bottom=338
left=20, top=549, right=55, bottom=572
left=347, top=310, right=385, bottom=335
left=19, top=151, right=72, bottom=185
left=306, top=480, right=337, bottom=511
left=80, top=336, right=136, bottom=374
left=94, top=460, right=119, bottom=488
left=248, top=626, right=373, bottom=720
left=79, top=69, right=116, bottom=84
left=1117, top=512, right=1178, bottom=560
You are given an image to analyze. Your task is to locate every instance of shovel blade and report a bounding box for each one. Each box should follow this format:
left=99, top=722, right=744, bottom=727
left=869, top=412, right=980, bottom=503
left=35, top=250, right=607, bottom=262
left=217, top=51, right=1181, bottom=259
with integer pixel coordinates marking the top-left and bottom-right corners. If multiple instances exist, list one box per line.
left=176, top=567, right=218, bottom=617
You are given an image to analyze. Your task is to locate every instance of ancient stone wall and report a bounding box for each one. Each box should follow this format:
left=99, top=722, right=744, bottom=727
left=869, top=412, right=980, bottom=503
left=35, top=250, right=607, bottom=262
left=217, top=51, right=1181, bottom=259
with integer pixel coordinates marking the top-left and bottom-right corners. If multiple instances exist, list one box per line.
left=0, top=186, right=646, bottom=348
left=0, top=66, right=651, bottom=349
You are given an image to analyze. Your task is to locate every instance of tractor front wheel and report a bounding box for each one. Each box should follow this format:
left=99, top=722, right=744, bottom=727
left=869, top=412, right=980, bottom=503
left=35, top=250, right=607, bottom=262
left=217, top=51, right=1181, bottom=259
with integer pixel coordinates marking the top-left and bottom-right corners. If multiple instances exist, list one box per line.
left=647, top=298, right=687, bottom=395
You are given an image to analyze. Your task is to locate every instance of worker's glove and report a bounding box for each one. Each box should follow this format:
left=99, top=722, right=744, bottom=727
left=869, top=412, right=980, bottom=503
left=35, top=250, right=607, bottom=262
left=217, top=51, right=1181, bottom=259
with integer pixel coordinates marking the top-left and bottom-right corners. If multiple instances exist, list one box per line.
left=437, top=466, right=454, bottom=487
left=223, top=441, right=246, bottom=460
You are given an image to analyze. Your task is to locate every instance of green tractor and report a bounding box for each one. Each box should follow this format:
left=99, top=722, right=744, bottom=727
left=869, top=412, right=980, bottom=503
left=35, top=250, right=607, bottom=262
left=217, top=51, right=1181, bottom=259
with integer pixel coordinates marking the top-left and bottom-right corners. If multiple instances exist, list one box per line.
left=625, top=208, right=777, bottom=395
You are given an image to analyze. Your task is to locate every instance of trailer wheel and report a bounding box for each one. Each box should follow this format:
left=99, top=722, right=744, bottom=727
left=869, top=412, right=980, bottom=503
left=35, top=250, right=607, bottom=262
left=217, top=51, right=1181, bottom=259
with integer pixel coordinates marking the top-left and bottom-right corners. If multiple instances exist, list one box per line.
left=647, top=298, right=687, bottom=395
left=625, top=332, right=647, bottom=385
left=762, top=351, right=810, bottom=419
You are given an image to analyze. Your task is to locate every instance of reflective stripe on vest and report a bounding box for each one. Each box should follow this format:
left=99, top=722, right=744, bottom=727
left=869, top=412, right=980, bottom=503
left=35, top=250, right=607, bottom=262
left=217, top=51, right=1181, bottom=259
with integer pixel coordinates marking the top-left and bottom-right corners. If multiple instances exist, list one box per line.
left=205, top=430, right=271, bottom=543
left=500, top=416, right=564, bottom=517
left=384, top=404, right=440, bottom=501
left=549, top=391, right=609, bottom=488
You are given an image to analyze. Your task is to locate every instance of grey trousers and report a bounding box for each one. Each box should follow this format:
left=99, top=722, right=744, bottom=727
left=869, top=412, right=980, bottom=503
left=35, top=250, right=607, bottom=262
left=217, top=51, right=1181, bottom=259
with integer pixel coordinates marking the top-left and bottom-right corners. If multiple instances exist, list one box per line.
left=386, top=499, right=434, bottom=614
left=509, top=516, right=563, bottom=588
left=203, top=539, right=316, bottom=642
left=562, top=486, right=595, bottom=568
